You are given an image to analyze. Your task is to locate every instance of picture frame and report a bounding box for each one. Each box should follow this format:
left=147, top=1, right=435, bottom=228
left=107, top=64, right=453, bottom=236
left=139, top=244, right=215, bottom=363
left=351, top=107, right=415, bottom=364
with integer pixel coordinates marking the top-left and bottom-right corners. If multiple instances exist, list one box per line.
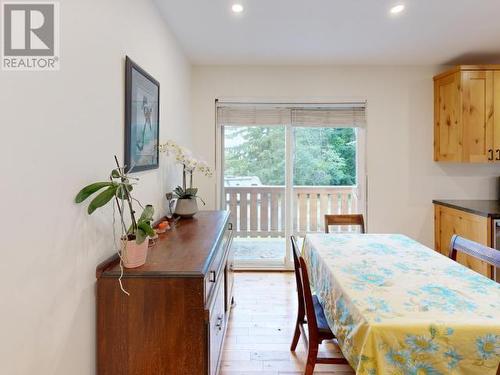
left=124, top=56, right=160, bottom=173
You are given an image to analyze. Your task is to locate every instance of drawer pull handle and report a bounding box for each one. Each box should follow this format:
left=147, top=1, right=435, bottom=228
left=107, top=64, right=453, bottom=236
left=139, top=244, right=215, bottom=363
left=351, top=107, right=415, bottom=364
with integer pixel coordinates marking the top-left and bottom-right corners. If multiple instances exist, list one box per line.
left=496, top=149, right=500, bottom=161
left=216, top=315, right=223, bottom=331
left=488, top=149, right=494, bottom=161
left=209, top=271, right=216, bottom=283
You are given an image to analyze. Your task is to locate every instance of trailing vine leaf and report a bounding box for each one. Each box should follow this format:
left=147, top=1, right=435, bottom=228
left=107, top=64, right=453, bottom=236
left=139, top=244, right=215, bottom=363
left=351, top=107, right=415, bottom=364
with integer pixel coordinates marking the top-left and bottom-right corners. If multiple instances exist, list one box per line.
left=75, top=182, right=113, bottom=203
left=88, top=185, right=118, bottom=214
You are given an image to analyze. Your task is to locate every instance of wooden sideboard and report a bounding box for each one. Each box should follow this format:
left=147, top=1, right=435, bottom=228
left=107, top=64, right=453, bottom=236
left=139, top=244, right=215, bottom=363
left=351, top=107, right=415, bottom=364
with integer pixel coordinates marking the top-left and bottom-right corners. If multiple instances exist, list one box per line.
left=96, top=210, right=234, bottom=375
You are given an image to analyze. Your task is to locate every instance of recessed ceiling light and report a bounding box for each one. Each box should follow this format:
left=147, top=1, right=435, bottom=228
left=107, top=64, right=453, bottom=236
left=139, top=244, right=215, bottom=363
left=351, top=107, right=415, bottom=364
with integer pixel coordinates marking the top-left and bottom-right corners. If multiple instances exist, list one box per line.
left=232, top=4, right=244, bottom=13
left=390, top=4, right=405, bottom=15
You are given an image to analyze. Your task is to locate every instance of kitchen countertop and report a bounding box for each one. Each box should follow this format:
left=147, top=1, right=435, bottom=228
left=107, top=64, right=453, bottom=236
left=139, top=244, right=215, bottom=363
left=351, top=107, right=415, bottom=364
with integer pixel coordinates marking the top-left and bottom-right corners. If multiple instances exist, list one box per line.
left=433, top=199, right=500, bottom=219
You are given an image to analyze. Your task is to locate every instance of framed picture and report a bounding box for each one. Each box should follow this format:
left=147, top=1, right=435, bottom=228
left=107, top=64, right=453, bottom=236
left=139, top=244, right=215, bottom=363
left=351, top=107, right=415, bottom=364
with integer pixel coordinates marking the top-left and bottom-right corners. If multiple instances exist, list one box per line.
left=125, top=56, right=160, bottom=173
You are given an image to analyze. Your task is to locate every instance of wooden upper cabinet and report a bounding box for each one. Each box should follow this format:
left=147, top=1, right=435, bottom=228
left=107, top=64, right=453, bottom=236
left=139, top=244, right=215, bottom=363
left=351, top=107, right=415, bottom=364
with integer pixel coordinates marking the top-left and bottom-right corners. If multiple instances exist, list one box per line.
left=495, top=71, right=500, bottom=160
left=434, top=65, right=500, bottom=162
left=434, top=72, right=462, bottom=161
left=462, top=70, right=494, bottom=162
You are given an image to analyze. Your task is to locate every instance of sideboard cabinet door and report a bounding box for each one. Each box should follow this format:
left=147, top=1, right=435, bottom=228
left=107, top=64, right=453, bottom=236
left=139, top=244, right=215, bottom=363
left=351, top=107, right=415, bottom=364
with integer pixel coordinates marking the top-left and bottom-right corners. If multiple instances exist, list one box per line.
left=209, top=277, right=226, bottom=375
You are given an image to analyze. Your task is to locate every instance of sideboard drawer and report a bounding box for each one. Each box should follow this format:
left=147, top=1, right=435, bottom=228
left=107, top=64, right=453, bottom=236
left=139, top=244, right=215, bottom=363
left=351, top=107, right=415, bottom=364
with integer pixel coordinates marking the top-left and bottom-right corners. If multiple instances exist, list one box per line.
left=209, top=278, right=225, bottom=375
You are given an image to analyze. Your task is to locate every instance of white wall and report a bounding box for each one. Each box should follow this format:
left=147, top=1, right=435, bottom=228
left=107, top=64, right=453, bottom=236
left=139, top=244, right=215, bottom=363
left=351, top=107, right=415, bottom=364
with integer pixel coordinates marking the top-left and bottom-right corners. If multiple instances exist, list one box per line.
left=0, top=0, right=191, bottom=374
left=191, top=65, right=500, bottom=247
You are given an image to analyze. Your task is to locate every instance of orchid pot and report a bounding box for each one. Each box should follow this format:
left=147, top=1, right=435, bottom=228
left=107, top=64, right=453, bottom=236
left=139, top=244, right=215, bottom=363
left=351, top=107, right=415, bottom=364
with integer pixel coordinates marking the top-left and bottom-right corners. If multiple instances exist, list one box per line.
left=160, top=140, right=213, bottom=219
left=174, top=197, right=199, bottom=218
left=121, top=235, right=149, bottom=268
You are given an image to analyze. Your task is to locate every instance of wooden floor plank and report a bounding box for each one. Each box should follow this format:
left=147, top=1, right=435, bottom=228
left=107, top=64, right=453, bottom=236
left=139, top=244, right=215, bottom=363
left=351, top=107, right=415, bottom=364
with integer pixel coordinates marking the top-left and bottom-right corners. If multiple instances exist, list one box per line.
left=221, top=272, right=355, bottom=374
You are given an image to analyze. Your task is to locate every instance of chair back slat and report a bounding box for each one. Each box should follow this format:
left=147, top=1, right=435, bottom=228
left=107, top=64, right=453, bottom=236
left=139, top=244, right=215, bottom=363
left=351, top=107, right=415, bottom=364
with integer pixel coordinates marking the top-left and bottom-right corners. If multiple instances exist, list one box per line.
left=449, top=234, right=500, bottom=282
left=324, top=214, right=365, bottom=233
left=290, top=236, right=305, bottom=318
left=299, top=256, right=319, bottom=340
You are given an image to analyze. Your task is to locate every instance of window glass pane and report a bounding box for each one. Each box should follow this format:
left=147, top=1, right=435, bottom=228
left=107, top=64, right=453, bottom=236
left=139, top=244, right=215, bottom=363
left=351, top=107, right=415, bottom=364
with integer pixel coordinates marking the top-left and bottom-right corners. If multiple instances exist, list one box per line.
left=293, top=127, right=357, bottom=186
left=224, top=126, right=285, bottom=186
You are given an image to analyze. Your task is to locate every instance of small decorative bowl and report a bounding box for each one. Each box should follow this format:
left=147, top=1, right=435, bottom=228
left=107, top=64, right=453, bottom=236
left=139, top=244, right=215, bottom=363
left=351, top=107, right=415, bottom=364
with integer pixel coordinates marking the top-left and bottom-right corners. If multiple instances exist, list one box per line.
left=156, top=221, right=170, bottom=234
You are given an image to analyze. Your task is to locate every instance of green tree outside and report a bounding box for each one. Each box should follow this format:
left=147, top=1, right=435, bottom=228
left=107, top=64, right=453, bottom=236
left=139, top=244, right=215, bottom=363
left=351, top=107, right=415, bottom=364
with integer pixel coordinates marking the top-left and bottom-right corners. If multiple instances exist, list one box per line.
left=224, top=126, right=356, bottom=186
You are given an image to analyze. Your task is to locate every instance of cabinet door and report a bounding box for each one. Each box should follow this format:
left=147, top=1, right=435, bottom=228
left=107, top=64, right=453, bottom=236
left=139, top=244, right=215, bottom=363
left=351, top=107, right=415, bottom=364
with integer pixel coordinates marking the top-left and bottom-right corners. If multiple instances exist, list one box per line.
left=434, top=73, right=462, bottom=161
left=209, top=278, right=225, bottom=375
left=494, top=71, right=500, bottom=161
left=434, top=205, right=492, bottom=277
left=462, top=71, right=494, bottom=162
left=225, top=226, right=234, bottom=312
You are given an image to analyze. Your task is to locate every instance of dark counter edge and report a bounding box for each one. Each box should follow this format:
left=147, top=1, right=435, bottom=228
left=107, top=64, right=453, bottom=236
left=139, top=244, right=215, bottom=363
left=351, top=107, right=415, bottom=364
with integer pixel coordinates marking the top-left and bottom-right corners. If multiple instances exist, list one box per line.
left=96, top=211, right=230, bottom=279
left=433, top=200, right=500, bottom=219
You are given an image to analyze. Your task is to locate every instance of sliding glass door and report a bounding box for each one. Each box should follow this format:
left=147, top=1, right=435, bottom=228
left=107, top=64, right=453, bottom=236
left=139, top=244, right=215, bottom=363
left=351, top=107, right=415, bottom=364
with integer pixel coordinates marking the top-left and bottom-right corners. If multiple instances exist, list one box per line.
left=293, top=127, right=360, bottom=236
left=218, top=103, right=366, bottom=270
left=222, top=125, right=287, bottom=268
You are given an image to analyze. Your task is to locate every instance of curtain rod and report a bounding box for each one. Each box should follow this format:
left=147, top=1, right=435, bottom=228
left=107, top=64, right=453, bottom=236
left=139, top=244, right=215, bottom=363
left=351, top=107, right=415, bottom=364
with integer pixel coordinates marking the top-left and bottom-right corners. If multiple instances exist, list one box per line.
left=216, top=101, right=366, bottom=109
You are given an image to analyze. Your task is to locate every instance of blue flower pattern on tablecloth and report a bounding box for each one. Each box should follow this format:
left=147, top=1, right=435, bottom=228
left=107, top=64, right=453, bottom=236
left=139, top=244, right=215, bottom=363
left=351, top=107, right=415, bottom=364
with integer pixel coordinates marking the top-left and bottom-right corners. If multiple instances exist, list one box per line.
left=408, top=362, right=443, bottom=375
left=405, top=334, right=439, bottom=353
left=385, top=349, right=411, bottom=368
left=302, top=233, right=500, bottom=375
left=476, top=334, right=500, bottom=360
left=445, top=265, right=500, bottom=295
left=416, top=284, right=478, bottom=313
left=444, top=348, right=463, bottom=369
left=341, top=260, right=395, bottom=290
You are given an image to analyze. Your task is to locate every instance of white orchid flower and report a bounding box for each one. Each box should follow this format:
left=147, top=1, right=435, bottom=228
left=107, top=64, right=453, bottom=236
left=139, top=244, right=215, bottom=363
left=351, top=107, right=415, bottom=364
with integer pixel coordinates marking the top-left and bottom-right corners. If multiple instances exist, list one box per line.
left=184, top=157, right=198, bottom=171
left=159, top=139, right=181, bottom=155
left=197, top=160, right=214, bottom=177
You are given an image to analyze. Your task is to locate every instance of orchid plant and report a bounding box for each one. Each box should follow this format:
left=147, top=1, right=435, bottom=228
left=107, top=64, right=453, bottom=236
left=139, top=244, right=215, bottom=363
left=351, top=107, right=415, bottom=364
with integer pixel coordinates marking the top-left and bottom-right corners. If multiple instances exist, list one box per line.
left=159, top=140, right=213, bottom=202
left=74, top=156, right=156, bottom=295
left=75, top=157, right=155, bottom=244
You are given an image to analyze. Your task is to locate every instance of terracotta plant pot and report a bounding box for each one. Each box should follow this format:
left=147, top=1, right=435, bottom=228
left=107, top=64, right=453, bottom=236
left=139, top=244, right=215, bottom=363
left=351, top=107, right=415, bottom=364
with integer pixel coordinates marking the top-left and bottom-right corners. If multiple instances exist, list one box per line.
left=121, top=238, right=148, bottom=268
left=174, top=197, right=198, bottom=218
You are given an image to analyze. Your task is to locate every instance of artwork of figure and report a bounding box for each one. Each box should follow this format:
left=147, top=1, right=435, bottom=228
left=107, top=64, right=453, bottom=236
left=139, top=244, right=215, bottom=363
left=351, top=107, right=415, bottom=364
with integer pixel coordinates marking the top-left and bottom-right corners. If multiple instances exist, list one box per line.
left=125, top=57, right=159, bottom=172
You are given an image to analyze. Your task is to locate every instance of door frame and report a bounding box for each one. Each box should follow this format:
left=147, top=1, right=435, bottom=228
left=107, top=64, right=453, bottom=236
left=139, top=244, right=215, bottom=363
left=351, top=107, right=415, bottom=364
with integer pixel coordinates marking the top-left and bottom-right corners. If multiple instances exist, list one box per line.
left=215, top=98, right=368, bottom=270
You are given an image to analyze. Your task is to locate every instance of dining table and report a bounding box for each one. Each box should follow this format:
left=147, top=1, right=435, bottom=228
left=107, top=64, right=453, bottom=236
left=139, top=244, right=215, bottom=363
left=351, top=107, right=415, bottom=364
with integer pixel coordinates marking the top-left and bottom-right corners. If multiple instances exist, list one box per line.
left=302, top=233, right=500, bottom=375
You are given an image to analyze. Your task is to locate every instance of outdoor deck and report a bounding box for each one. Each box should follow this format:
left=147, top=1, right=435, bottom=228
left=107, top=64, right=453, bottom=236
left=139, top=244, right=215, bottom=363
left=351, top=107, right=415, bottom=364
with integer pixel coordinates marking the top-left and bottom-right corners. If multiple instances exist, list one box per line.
left=225, top=186, right=359, bottom=263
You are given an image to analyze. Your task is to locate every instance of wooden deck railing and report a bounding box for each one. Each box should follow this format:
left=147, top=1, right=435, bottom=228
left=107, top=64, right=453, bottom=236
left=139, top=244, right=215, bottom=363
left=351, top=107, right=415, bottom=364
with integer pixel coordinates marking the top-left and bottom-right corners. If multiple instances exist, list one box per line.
left=224, top=186, right=359, bottom=237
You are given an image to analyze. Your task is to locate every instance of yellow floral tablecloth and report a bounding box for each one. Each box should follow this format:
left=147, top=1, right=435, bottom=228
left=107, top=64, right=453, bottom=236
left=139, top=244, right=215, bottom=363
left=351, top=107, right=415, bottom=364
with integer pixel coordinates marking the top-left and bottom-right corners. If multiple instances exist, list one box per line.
left=302, top=234, right=500, bottom=375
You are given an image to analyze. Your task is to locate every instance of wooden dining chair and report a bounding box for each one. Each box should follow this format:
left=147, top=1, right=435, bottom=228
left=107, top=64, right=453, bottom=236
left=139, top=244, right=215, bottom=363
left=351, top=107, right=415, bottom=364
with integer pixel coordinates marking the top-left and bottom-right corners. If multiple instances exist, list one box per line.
left=324, top=214, right=365, bottom=234
left=449, top=234, right=500, bottom=282
left=290, top=235, right=306, bottom=352
left=290, top=236, right=349, bottom=374
left=298, top=255, right=350, bottom=374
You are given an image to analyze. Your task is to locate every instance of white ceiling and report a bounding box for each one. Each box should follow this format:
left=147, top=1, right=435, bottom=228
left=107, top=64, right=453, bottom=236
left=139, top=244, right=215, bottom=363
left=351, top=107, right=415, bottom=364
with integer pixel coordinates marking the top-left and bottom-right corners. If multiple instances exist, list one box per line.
left=154, top=0, right=500, bottom=65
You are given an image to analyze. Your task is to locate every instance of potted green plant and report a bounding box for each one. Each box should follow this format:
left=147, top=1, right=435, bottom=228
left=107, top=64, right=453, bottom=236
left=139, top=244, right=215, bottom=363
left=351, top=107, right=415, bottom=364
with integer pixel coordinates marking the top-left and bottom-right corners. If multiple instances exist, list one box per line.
left=75, top=157, right=156, bottom=269
left=160, top=140, right=213, bottom=218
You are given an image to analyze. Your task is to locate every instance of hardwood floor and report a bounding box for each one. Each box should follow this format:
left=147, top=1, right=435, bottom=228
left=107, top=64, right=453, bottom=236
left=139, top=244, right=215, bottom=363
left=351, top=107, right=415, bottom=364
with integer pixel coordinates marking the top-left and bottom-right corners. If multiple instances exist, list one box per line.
left=220, top=272, right=355, bottom=375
